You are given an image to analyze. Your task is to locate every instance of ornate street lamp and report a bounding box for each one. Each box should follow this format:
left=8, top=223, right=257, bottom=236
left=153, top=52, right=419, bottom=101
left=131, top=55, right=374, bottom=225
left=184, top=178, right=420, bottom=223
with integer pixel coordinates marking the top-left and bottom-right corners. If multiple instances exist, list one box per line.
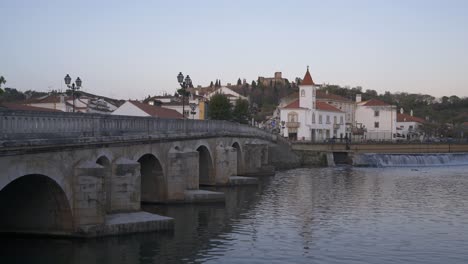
left=177, top=72, right=192, bottom=118
left=64, top=74, right=82, bottom=112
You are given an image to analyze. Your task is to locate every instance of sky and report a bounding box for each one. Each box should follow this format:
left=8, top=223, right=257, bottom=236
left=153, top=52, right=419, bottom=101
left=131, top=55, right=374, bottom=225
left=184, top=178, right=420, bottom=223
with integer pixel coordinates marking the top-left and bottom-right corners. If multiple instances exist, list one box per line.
left=1, top=0, right=468, bottom=99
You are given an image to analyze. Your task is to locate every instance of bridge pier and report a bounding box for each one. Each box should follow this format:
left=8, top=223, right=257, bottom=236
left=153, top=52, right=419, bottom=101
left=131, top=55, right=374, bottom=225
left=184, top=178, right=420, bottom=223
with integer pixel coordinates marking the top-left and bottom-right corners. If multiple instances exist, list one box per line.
left=110, top=158, right=141, bottom=212
left=242, top=143, right=274, bottom=176
left=215, top=144, right=237, bottom=185
left=167, top=148, right=197, bottom=200
left=74, top=162, right=106, bottom=227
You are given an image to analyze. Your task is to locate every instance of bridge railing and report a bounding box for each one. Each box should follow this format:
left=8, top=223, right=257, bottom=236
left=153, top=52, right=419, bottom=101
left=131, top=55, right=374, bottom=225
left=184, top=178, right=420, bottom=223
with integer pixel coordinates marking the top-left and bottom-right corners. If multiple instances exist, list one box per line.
left=0, top=110, right=276, bottom=142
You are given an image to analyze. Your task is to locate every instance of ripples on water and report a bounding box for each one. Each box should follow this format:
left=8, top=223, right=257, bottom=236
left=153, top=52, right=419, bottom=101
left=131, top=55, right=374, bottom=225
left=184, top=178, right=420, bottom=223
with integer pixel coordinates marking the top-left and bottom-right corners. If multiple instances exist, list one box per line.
left=2, top=166, right=468, bottom=264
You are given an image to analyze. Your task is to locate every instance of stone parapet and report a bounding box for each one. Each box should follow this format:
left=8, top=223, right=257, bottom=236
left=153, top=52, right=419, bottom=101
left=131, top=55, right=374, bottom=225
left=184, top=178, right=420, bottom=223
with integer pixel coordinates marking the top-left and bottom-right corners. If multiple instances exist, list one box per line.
left=0, top=110, right=276, bottom=143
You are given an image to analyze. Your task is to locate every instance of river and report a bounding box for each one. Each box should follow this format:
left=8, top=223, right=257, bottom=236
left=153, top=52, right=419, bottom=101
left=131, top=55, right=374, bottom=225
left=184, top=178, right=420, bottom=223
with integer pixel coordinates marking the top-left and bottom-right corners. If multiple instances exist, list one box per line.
left=2, top=166, right=468, bottom=263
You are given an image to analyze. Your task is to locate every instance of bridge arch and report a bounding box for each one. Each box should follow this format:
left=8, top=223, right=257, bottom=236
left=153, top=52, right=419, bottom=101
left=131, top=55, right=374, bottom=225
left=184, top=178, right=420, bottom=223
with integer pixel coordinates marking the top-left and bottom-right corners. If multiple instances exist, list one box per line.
left=232, top=141, right=244, bottom=175
left=196, top=145, right=215, bottom=185
left=138, top=153, right=166, bottom=203
left=96, top=155, right=112, bottom=213
left=0, top=174, right=73, bottom=234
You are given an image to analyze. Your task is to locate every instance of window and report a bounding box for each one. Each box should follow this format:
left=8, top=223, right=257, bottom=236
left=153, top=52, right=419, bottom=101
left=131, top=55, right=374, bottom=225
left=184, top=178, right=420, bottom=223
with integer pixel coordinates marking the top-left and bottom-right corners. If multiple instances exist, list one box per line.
left=333, top=116, right=337, bottom=124
left=312, top=113, right=315, bottom=124
left=184, top=110, right=190, bottom=117
left=313, top=102, right=315, bottom=109
left=301, top=89, right=305, bottom=97
left=326, top=115, right=330, bottom=124
left=374, top=110, right=380, bottom=117
left=319, top=115, right=322, bottom=124
left=288, top=112, right=298, bottom=122
left=340, top=116, right=344, bottom=124
left=374, top=122, right=379, bottom=128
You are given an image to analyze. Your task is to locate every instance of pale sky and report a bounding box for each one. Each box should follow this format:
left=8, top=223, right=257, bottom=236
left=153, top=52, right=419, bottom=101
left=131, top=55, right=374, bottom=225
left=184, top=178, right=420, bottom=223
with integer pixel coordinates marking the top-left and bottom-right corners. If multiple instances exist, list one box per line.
left=2, top=0, right=468, bottom=99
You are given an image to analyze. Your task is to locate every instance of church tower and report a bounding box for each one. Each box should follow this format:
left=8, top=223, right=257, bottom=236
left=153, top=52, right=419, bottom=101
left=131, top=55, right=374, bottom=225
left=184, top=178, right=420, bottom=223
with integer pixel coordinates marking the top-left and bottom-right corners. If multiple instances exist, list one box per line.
left=299, top=66, right=316, bottom=110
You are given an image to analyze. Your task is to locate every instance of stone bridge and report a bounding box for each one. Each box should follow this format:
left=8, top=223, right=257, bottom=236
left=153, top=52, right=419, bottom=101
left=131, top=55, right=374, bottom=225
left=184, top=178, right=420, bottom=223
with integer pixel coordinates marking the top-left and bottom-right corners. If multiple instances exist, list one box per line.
left=0, top=111, right=296, bottom=237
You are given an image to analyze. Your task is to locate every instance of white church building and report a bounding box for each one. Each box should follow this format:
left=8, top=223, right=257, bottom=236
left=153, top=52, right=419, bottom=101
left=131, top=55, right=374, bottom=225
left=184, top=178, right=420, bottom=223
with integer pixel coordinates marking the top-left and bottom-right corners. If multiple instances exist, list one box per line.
left=280, top=67, right=346, bottom=141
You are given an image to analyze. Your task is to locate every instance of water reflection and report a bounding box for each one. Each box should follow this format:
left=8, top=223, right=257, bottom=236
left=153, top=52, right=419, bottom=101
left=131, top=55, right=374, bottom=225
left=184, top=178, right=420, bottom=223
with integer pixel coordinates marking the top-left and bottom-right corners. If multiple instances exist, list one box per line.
left=1, top=167, right=468, bottom=264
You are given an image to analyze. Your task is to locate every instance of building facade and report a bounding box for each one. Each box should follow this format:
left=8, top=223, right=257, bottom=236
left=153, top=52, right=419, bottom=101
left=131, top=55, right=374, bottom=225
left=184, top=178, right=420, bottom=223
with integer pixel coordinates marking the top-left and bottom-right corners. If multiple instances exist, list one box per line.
left=396, top=109, right=425, bottom=140
left=280, top=68, right=346, bottom=141
left=355, top=96, right=397, bottom=141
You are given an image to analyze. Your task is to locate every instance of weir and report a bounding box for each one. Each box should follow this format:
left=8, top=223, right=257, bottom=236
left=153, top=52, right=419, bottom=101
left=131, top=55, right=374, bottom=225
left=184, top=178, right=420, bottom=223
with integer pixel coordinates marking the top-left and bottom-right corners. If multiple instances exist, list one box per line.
left=353, top=153, right=468, bottom=167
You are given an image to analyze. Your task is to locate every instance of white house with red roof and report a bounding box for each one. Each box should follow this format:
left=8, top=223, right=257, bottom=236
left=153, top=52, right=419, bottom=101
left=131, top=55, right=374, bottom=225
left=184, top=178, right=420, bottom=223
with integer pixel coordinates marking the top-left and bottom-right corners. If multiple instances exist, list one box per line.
left=280, top=67, right=345, bottom=141
left=396, top=108, right=425, bottom=140
left=355, top=95, right=397, bottom=141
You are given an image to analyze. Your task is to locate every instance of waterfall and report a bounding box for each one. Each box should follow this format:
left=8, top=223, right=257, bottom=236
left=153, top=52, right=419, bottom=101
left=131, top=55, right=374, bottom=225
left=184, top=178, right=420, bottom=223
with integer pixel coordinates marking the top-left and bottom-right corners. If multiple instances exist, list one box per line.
left=353, top=153, right=468, bottom=167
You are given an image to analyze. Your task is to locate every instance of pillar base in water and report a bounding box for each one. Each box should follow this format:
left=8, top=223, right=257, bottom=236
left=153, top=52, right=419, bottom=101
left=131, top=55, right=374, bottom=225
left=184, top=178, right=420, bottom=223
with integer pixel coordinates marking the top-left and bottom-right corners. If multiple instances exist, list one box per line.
left=77, top=211, right=174, bottom=237
left=184, top=189, right=225, bottom=203
left=228, top=176, right=258, bottom=186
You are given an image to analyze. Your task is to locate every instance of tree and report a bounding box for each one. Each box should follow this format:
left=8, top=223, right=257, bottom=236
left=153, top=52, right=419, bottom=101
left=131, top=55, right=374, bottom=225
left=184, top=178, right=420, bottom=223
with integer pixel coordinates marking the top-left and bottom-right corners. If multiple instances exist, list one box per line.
left=251, top=80, right=257, bottom=90
left=237, top=78, right=242, bottom=86
left=208, top=93, right=232, bottom=120
left=232, top=99, right=250, bottom=124
left=0, top=76, right=6, bottom=94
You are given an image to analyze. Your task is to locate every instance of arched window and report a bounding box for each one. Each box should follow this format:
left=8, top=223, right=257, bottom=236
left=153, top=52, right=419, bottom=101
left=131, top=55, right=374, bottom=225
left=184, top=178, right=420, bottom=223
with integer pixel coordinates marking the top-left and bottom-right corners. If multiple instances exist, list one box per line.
left=288, top=112, right=298, bottom=122
left=312, top=113, right=316, bottom=123
left=300, top=89, right=305, bottom=97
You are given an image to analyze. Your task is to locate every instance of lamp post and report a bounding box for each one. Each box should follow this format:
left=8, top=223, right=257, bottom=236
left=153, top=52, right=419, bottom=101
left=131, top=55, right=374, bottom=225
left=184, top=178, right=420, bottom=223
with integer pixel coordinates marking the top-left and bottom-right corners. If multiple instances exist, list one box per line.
left=189, top=103, right=197, bottom=120
left=177, top=72, right=192, bottom=118
left=64, top=74, right=82, bottom=113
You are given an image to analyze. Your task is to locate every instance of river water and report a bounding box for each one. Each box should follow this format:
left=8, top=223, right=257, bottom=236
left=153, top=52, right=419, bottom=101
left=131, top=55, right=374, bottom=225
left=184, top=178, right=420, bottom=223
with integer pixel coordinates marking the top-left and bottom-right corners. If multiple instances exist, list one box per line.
left=2, top=166, right=468, bottom=264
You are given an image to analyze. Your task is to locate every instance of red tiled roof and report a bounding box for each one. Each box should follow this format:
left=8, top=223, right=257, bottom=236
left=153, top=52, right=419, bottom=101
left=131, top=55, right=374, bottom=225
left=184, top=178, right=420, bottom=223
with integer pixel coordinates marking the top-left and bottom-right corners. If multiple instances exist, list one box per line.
left=316, top=90, right=351, bottom=102
left=283, top=99, right=305, bottom=109
left=301, top=68, right=315, bottom=86
left=397, top=113, right=425, bottom=123
left=0, top=103, right=63, bottom=112
left=129, top=101, right=184, bottom=119
left=360, top=99, right=391, bottom=106
left=316, top=101, right=343, bottom=112
left=282, top=99, right=342, bottom=112
left=22, top=95, right=72, bottom=104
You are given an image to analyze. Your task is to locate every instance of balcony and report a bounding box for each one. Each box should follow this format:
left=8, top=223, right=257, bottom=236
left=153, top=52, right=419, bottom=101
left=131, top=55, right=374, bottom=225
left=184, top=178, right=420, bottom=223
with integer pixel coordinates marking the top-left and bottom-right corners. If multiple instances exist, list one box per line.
left=286, top=122, right=300, bottom=128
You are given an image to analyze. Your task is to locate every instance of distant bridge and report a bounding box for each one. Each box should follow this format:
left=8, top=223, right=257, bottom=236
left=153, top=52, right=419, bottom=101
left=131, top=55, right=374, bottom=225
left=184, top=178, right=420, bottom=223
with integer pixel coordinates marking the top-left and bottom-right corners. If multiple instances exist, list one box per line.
left=0, top=110, right=289, bottom=237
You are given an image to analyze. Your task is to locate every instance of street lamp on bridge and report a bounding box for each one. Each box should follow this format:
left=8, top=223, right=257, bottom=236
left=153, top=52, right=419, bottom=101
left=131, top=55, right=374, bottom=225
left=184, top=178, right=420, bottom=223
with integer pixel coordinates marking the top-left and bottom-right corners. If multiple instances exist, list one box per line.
left=177, top=72, right=192, bottom=118
left=64, top=74, right=82, bottom=113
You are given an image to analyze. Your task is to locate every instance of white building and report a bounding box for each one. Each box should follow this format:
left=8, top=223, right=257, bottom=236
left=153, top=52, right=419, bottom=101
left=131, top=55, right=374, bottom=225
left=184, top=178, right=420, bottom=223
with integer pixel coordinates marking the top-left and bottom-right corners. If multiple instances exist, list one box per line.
left=205, top=86, right=248, bottom=105
left=396, top=109, right=425, bottom=140
left=22, top=94, right=119, bottom=114
left=112, top=100, right=183, bottom=119
left=280, top=67, right=346, bottom=141
left=355, top=96, right=397, bottom=141
left=316, top=90, right=355, bottom=139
